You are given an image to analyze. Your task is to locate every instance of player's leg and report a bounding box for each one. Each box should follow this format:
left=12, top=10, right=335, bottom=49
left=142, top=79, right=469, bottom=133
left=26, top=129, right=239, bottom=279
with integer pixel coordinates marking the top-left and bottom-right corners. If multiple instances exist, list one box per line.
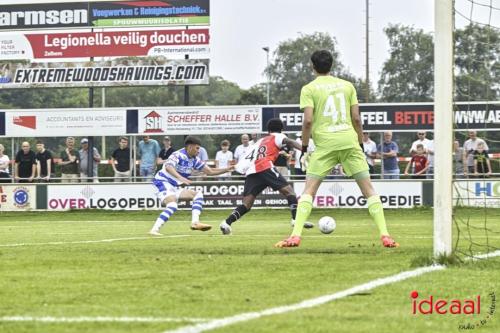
left=276, top=148, right=336, bottom=247
left=220, top=173, right=265, bottom=234
left=178, top=189, right=212, bottom=231
left=277, top=184, right=313, bottom=229
left=220, top=194, right=256, bottom=235
left=342, top=148, right=399, bottom=248
left=150, top=195, right=178, bottom=236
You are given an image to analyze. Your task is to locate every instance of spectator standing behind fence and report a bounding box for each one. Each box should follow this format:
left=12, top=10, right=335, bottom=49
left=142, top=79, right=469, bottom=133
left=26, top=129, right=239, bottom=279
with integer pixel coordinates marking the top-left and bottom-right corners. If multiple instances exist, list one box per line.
left=464, top=130, right=489, bottom=176
left=409, top=131, right=434, bottom=178
left=35, top=140, right=53, bottom=182
left=275, top=146, right=292, bottom=177
left=14, top=141, right=36, bottom=183
left=404, top=144, right=429, bottom=179
left=79, top=138, right=101, bottom=182
left=293, top=134, right=315, bottom=176
left=197, top=145, right=209, bottom=161
left=377, top=131, right=400, bottom=179
left=453, top=140, right=466, bottom=178
left=473, top=142, right=492, bottom=178
left=0, top=144, right=10, bottom=183
left=59, top=137, right=80, bottom=183
left=157, top=136, right=174, bottom=167
left=215, top=140, right=233, bottom=181
left=138, top=135, right=160, bottom=182
left=362, top=132, right=377, bottom=175
left=111, top=137, right=131, bottom=182
left=234, top=134, right=252, bottom=163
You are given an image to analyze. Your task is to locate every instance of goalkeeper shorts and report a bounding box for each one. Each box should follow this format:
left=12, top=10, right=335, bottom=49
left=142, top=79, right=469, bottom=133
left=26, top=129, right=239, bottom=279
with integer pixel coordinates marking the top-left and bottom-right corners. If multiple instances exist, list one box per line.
left=306, top=146, right=369, bottom=179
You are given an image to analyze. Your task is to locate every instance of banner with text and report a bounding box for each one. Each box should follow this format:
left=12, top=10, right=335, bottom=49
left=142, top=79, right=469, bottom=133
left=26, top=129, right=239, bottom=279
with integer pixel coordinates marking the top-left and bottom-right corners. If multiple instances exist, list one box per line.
left=4, top=109, right=126, bottom=137
left=0, top=185, right=36, bottom=211
left=0, top=29, right=210, bottom=60
left=0, top=58, right=209, bottom=88
left=136, top=106, right=261, bottom=135
left=46, top=183, right=286, bottom=211
left=453, top=180, right=500, bottom=208
left=0, top=0, right=210, bottom=31
left=263, top=102, right=500, bottom=132
left=294, top=181, right=423, bottom=208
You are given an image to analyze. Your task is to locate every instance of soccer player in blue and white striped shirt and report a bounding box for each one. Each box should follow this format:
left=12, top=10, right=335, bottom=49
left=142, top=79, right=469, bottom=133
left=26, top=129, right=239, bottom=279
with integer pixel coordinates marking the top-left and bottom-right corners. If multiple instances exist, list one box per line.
left=149, top=136, right=234, bottom=235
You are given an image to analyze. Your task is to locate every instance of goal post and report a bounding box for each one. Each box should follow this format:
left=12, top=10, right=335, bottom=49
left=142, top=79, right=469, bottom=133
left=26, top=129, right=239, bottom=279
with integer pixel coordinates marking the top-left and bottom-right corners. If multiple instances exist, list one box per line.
left=433, top=0, right=454, bottom=257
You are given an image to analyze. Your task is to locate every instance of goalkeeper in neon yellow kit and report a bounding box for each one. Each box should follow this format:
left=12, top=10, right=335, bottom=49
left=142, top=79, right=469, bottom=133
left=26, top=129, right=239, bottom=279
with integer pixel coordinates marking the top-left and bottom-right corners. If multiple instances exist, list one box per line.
left=275, top=50, right=399, bottom=248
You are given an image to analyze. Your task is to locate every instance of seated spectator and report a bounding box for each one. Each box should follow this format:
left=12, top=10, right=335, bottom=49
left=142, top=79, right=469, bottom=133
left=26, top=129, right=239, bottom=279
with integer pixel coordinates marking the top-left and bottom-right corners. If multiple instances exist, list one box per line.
left=14, top=141, right=36, bottom=183
left=453, top=140, right=466, bottom=178
left=473, top=142, right=492, bottom=178
left=377, top=131, right=400, bottom=179
left=79, top=138, right=101, bottom=183
left=35, top=140, right=54, bottom=182
left=0, top=144, right=11, bottom=183
left=215, top=140, right=233, bottom=181
left=111, top=137, right=131, bottom=182
left=404, top=144, right=429, bottom=179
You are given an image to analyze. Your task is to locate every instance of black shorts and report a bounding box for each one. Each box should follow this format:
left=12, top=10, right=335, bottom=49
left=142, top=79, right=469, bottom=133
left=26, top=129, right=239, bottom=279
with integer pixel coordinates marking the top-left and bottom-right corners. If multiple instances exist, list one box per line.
left=244, top=168, right=289, bottom=197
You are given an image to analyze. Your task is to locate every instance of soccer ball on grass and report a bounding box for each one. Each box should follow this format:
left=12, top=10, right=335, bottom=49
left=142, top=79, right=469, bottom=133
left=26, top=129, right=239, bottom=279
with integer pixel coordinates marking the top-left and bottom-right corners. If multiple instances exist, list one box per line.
left=318, top=216, right=336, bottom=234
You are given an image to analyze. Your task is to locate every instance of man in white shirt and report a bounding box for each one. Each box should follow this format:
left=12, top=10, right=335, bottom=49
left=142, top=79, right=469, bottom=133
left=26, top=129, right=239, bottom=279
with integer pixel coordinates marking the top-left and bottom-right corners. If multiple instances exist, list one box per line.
left=362, top=132, right=377, bottom=175
left=234, top=134, right=252, bottom=163
left=215, top=140, right=233, bottom=181
left=293, top=133, right=315, bottom=176
left=463, top=130, right=489, bottom=175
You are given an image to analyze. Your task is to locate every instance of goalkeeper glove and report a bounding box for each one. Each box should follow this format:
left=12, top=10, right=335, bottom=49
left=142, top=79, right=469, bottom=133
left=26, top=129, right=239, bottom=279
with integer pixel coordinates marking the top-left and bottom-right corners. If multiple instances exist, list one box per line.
left=300, top=146, right=310, bottom=172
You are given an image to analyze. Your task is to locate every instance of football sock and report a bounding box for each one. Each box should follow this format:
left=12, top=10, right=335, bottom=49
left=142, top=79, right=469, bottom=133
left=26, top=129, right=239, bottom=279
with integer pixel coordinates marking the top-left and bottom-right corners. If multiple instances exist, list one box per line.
left=286, top=195, right=298, bottom=220
left=191, top=192, right=204, bottom=223
left=152, top=202, right=178, bottom=231
left=291, top=194, right=313, bottom=237
left=225, top=205, right=249, bottom=225
left=367, top=195, right=389, bottom=236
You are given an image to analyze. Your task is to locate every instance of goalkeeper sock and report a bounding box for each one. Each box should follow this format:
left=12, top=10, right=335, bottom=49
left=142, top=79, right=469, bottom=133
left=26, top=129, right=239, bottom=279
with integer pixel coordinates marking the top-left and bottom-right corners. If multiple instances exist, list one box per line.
left=367, top=195, right=389, bottom=236
left=152, top=202, right=178, bottom=231
left=287, top=195, right=298, bottom=220
left=291, top=194, right=313, bottom=237
left=225, top=205, right=249, bottom=225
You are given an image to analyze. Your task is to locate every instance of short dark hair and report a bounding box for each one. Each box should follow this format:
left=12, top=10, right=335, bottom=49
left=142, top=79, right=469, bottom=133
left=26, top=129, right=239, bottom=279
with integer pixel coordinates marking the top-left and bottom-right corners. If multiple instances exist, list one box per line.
left=221, top=139, right=230, bottom=147
left=36, top=140, right=43, bottom=145
left=267, top=118, right=284, bottom=133
left=184, top=136, right=202, bottom=146
left=311, top=50, right=333, bottom=74
left=119, top=136, right=128, bottom=142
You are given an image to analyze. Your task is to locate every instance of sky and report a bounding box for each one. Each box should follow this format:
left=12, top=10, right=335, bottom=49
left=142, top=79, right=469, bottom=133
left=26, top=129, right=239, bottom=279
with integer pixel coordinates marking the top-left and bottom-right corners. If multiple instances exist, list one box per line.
left=209, top=0, right=434, bottom=89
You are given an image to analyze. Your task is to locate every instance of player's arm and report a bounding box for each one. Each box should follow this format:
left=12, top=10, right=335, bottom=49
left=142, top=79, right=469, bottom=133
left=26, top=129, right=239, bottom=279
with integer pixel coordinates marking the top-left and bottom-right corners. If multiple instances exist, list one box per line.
left=202, top=164, right=234, bottom=176
left=164, top=165, right=191, bottom=185
left=301, top=107, right=313, bottom=149
left=283, top=137, right=302, bottom=151
left=350, top=104, right=363, bottom=145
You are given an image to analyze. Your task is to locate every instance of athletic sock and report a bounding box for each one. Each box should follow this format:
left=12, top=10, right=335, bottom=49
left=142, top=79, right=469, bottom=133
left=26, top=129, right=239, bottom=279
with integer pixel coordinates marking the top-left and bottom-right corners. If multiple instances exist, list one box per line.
left=286, top=195, right=298, bottom=220
left=291, top=194, right=313, bottom=237
left=367, top=195, right=389, bottom=236
left=225, top=205, right=249, bottom=225
left=191, top=192, right=204, bottom=224
left=152, top=202, right=178, bottom=231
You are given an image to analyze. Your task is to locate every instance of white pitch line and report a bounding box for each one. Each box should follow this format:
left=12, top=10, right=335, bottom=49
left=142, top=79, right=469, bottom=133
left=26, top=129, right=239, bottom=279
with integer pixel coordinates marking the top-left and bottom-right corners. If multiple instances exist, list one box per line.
left=0, top=235, right=191, bottom=247
left=0, top=316, right=210, bottom=323
left=163, top=265, right=446, bottom=333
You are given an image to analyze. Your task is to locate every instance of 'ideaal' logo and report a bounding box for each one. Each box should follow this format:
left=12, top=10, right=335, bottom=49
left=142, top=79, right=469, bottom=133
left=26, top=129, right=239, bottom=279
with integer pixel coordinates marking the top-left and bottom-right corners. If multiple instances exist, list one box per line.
left=411, top=291, right=481, bottom=315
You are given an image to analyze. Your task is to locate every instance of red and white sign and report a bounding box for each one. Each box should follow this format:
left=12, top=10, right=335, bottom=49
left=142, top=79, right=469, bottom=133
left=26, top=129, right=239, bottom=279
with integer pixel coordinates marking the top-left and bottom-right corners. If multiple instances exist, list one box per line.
left=138, top=106, right=262, bottom=135
left=6, top=109, right=126, bottom=137
left=0, top=28, right=210, bottom=60
left=295, top=181, right=423, bottom=208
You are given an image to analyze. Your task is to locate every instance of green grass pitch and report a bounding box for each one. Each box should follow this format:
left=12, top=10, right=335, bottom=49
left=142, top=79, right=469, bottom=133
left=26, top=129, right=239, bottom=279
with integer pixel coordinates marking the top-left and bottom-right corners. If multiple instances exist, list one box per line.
left=0, top=208, right=499, bottom=333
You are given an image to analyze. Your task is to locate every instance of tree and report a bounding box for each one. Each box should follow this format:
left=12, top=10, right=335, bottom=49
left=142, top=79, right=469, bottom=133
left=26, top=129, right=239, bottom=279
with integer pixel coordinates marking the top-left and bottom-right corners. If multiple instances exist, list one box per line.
left=455, top=24, right=500, bottom=101
left=377, top=24, right=434, bottom=102
left=267, top=32, right=354, bottom=104
left=238, top=83, right=267, bottom=105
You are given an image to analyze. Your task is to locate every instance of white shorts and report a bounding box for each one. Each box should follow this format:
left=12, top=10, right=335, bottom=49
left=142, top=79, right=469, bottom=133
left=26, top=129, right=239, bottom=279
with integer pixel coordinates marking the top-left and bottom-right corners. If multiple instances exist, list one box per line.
left=152, top=179, right=183, bottom=202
